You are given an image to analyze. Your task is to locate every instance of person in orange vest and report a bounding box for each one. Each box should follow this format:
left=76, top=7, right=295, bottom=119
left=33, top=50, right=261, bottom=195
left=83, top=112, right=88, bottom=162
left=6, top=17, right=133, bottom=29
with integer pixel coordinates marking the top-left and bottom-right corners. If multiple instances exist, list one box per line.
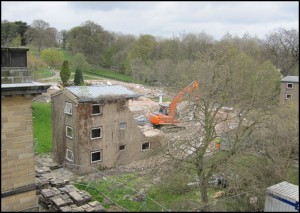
left=215, top=137, right=221, bottom=150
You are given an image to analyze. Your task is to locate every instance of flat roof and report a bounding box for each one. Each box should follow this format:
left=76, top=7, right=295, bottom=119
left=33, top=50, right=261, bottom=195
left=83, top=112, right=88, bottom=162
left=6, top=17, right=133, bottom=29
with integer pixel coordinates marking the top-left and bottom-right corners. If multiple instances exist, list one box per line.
left=1, top=81, right=51, bottom=96
left=281, top=76, right=299, bottom=83
left=66, top=85, right=140, bottom=102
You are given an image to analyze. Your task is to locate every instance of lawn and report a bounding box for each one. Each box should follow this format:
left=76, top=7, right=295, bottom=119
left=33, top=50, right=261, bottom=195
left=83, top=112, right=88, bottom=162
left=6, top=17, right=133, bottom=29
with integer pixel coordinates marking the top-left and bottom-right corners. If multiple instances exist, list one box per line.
left=74, top=172, right=204, bottom=212
left=32, top=102, right=52, bottom=153
left=32, top=68, right=55, bottom=80
left=85, top=69, right=138, bottom=83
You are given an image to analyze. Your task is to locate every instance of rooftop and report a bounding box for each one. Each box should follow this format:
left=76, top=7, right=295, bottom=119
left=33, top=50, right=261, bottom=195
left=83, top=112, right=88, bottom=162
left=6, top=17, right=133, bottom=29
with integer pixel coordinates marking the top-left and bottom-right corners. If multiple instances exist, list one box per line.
left=281, top=76, right=299, bottom=83
left=66, top=85, right=140, bottom=102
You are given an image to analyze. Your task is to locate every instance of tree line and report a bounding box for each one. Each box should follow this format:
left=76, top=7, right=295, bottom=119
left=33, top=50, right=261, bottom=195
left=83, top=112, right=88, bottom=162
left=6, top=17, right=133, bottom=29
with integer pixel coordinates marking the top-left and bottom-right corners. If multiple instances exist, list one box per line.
left=1, top=19, right=299, bottom=83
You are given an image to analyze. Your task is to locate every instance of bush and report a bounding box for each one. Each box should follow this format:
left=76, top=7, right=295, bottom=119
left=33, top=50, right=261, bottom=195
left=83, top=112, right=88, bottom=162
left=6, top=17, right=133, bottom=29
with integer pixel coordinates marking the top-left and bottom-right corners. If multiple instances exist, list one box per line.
left=74, top=67, right=84, bottom=85
left=60, top=60, right=71, bottom=85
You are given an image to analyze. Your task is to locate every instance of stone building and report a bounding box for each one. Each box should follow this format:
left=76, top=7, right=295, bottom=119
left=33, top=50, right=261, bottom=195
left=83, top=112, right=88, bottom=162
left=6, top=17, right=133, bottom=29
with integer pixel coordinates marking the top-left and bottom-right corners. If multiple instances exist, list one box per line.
left=51, top=85, right=164, bottom=174
left=1, top=47, right=51, bottom=211
left=280, top=75, right=299, bottom=105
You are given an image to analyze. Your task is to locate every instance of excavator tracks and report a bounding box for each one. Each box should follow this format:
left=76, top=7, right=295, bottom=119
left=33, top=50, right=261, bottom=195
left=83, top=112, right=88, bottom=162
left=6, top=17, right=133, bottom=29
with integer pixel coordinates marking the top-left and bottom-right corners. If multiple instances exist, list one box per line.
left=160, top=125, right=186, bottom=133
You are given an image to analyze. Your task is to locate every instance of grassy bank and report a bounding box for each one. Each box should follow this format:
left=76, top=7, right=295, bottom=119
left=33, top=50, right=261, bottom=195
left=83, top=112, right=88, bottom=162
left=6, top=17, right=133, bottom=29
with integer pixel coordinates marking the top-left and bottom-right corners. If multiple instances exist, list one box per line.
left=32, top=102, right=52, bottom=153
left=85, top=69, right=138, bottom=83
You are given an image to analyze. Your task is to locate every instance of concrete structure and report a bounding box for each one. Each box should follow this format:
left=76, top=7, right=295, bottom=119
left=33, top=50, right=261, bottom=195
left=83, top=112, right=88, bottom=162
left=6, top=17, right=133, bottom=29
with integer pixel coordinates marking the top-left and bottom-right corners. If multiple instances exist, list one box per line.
left=280, top=76, right=299, bottom=105
left=1, top=47, right=51, bottom=212
left=51, top=85, right=164, bottom=174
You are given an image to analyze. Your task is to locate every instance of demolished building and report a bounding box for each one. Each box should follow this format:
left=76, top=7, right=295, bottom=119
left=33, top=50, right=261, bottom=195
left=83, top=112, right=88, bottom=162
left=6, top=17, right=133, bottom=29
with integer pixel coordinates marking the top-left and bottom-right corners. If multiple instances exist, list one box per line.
left=51, top=85, right=165, bottom=174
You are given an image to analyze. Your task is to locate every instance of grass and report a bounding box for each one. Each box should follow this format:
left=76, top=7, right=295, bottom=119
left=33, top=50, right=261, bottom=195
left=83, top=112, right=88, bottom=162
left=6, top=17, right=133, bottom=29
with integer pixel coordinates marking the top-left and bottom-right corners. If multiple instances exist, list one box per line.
left=32, top=102, right=52, bottom=153
left=85, top=69, right=138, bottom=83
left=73, top=173, right=203, bottom=211
left=32, top=68, right=55, bottom=80
left=287, top=167, right=299, bottom=185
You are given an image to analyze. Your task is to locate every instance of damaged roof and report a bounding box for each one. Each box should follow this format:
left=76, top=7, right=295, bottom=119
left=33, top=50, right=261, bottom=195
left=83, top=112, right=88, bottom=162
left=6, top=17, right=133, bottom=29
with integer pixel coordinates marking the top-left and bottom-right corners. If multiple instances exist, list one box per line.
left=66, top=85, right=140, bottom=102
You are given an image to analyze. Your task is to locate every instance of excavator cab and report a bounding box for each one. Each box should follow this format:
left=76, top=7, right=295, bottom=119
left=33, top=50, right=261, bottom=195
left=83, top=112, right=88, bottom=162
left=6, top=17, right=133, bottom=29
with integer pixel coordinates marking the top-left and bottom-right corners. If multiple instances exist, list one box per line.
left=158, top=103, right=170, bottom=115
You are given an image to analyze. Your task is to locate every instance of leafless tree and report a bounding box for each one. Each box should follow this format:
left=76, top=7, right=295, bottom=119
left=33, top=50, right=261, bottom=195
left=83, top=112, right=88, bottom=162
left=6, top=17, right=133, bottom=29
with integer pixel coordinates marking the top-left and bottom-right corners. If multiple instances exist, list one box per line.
left=161, top=43, right=281, bottom=210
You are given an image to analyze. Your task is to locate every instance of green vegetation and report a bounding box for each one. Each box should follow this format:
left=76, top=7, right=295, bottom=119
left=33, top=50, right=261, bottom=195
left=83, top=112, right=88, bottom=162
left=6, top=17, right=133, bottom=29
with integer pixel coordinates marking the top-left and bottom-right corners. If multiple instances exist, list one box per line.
left=32, top=68, right=55, bottom=80
left=60, top=60, right=71, bottom=85
left=288, top=167, right=299, bottom=185
left=86, top=69, right=139, bottom=83
left=74, top=67, right=84, bottom=85
left=32, top=102, right=52, bottom=153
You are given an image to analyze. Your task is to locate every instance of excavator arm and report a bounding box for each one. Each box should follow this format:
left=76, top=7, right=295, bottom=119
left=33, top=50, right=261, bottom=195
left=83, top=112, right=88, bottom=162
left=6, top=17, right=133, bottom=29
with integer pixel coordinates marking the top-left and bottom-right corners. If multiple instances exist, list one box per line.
left=168, top=80, right=199, bottom=117
left=148, top=80, right=199, bottom=126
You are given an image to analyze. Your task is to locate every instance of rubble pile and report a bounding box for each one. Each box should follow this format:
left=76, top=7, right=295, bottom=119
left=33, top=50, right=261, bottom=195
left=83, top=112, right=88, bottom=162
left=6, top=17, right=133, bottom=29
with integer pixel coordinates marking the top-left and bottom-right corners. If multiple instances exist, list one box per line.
left=35, top=156, right=74, bottom=191
left=38, top=185, right=104, bottom=212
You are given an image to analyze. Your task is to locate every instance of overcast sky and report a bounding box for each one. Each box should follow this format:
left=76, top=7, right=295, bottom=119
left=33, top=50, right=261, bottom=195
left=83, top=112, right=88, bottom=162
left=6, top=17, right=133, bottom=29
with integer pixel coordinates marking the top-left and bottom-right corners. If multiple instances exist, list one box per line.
left=1, top=1, right=299, bottom=40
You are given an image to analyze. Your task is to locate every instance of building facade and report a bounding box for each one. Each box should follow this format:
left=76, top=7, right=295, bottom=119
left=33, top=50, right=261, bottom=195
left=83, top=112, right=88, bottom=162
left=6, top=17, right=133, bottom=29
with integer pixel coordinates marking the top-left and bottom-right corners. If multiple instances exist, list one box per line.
left=51, top=85, right=164, bottom=174
left=280, top=76, right=299, bottom=105
left=1, top=47, right=50, bottom=211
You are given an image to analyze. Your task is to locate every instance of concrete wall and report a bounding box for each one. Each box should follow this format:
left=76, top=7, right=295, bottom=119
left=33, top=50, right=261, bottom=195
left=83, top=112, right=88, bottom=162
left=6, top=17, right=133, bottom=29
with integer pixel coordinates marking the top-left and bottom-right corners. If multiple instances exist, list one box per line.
left=52, top=91, right=163, bottom=174
left=280, top=82, right=299, bottom=105
left=1, top=95, right=37, bottom=211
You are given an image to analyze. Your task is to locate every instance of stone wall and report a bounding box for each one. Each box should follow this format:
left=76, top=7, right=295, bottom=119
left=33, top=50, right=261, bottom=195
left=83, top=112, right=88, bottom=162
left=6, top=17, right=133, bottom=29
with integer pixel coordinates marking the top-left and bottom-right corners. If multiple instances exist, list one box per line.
left=1, top=95, right=37, bottom=211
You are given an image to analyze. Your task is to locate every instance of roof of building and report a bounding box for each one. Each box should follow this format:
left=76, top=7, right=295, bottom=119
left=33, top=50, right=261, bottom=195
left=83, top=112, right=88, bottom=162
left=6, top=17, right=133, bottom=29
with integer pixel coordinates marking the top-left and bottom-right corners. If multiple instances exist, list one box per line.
left=66, top=85, right=140, bottom=102
left=267, top=181, right=298, bottom=202
left=281, top=76, right=299, bottom=83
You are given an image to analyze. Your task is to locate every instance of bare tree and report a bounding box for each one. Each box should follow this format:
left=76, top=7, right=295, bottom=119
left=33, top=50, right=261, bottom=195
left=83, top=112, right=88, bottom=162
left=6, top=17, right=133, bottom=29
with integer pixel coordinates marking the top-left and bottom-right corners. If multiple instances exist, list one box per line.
left=25, top=19, right=59, bottom=54
left=264, top=27, right=299, bottom=76
left=162, top=43, right=281, bottom=210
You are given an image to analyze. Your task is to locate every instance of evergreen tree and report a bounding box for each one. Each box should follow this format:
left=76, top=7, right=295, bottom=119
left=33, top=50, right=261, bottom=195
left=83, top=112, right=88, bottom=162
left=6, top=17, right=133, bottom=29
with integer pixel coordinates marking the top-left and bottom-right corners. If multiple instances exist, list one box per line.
left=60, top=60, right=71, bottom=85
left=74, top=67, right=84, bottom=85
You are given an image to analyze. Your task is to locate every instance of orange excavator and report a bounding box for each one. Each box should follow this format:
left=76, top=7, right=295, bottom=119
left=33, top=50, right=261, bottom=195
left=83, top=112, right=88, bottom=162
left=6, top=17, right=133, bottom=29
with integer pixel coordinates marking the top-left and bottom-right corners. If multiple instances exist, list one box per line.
left=148, top=80, right=199, bottom=129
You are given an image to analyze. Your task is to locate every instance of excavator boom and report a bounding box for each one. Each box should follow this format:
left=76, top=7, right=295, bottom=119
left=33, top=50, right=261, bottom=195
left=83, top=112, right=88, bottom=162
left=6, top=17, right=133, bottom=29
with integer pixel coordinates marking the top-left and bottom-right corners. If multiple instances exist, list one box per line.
left=148, top=80, right=199, bottom=126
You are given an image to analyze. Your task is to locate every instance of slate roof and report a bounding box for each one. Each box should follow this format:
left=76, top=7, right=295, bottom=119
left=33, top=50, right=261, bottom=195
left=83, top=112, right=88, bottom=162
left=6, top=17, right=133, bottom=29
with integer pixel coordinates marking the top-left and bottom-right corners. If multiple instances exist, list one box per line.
left=66, top=85, right=140, bottom=102
left=281, top=76, right=299, bottom=83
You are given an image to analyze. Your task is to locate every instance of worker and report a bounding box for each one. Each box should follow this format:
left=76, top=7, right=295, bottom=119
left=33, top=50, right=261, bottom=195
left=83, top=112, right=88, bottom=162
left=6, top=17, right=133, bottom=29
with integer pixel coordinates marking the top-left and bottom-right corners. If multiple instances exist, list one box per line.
left=215, top=137, right=221, bottom=150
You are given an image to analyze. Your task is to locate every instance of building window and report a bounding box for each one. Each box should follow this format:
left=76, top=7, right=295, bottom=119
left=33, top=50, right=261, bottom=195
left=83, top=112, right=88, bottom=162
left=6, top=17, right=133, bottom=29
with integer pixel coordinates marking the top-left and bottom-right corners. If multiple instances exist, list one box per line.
left=285, top=94, right=292, bottom=100
left=64, top=102, right=72, bottom=115
left=141, top=142, right=150, bottom=151
left=92, top=104, right=102, bottom=115
left=91, top=127, right=102, bottom=139
left=66, top=126, right=73, bottom=139
left=120, top=122, right=126, bottom=130
left=65, top=149, right=74, bottom=161
left=287, top=83, right=293, bottom=89
left=119, top=145, right=126, bottom=151
left=91, top=150, right=102, bottom=163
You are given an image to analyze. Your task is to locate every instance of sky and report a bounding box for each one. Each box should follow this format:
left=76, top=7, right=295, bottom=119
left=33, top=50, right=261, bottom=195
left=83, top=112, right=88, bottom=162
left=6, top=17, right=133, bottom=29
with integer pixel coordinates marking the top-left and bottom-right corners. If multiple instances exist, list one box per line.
left=1, top=1, right=299, bottom=40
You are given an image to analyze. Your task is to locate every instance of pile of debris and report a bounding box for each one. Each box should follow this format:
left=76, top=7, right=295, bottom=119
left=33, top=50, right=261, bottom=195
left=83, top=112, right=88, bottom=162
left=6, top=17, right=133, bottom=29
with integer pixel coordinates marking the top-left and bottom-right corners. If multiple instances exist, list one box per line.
left=35, top=153, right=77, bottom=189
left=39, top=185, right=104, bottom=212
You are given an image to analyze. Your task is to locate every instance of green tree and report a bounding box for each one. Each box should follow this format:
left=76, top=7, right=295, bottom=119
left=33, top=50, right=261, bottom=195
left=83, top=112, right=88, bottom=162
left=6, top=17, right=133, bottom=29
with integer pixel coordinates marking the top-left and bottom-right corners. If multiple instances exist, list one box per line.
left=70, top=52, right=90, bottom=72
left=74, top=67, right=84, bottom=85
left=67, top=20, right=114, bottom=66
left=41, top=48, right=64, bottom=67
left=27, top=51, right=47, bottom=80
left=11, top=34, right=22, bottom=46
left=125, top=34, right=156, bottom=75
left=60, top=60, right=71, bottom=85
left=1, top=20, right=29, bottom=46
